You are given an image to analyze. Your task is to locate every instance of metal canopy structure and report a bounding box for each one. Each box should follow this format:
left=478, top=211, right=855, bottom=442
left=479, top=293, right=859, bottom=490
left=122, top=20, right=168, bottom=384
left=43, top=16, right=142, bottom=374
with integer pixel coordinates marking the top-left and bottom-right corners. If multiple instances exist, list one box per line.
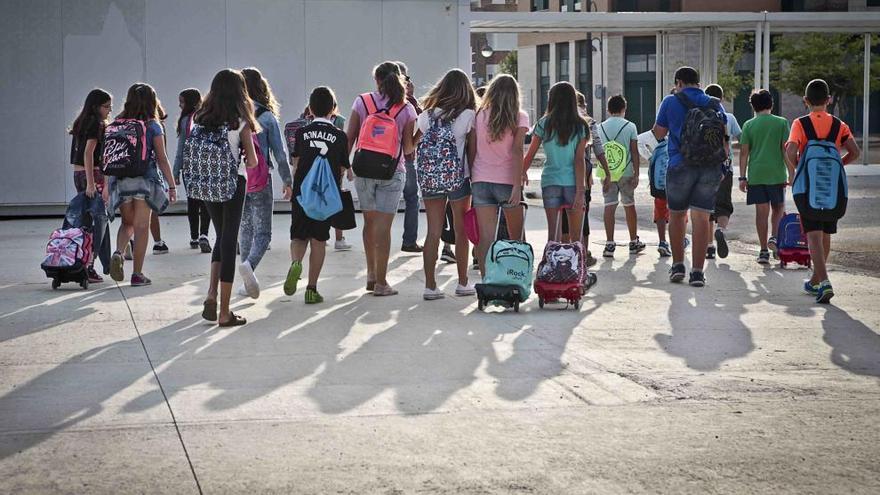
left=468, top=10, right=880, bottom=163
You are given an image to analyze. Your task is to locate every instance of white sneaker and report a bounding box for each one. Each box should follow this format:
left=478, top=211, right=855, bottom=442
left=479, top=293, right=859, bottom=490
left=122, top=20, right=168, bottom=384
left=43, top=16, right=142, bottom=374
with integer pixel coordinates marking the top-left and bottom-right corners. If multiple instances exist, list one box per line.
left=334, top=238, right=352, bottom=251
left=455, top=284, right=476, bottom=296
left=238, top=261, right=260, bottom=299
left=236, top=285, right=249, bottom=297
left=423, top=287, right=445, bottom=300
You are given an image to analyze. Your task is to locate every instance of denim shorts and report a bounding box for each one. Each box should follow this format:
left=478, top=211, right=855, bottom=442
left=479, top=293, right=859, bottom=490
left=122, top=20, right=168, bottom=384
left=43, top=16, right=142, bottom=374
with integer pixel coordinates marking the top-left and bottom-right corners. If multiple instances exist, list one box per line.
left=422, top=178, right=472, bottom=202
left=666, top=164, right=723, bottom=213
left=541, top=185, right=577, bottom=209
left=471, top=181, right=516, bottom=208
left=355, top=171, right=405, bottom=214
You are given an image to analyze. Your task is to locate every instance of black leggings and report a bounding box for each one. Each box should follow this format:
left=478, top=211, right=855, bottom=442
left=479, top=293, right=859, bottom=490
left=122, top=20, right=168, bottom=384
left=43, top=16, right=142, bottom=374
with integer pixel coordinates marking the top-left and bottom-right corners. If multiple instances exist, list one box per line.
left=187, top=197, right=211, bottom=239
left=204, top=176, right=246, bottom=283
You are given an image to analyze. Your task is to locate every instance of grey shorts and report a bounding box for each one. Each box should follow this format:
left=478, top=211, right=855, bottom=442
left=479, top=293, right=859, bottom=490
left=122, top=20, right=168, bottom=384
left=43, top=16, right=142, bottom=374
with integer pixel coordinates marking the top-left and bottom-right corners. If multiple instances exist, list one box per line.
left=603, top=176, right=637, bottom=207
left=355, top=171, right=405, bottom=214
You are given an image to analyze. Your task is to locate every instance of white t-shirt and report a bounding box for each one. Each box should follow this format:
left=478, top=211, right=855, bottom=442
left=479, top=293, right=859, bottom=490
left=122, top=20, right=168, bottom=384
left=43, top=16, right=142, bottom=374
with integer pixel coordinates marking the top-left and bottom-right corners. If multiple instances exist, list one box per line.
left=417, top=108, right=475, bottom=177
left=227, top=119, right=244, bottom=174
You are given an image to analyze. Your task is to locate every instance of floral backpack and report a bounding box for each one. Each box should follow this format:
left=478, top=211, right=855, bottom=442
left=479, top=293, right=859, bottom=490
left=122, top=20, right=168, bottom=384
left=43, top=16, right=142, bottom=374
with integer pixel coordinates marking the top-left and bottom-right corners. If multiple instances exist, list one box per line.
left=415, top=110, right=465, bottom=196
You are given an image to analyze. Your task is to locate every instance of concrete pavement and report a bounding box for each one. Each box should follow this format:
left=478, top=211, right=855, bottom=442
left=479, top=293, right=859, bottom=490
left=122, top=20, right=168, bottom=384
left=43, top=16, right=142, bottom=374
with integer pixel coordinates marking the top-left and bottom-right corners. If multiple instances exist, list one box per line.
left=1, top=207, right=879, bottom=493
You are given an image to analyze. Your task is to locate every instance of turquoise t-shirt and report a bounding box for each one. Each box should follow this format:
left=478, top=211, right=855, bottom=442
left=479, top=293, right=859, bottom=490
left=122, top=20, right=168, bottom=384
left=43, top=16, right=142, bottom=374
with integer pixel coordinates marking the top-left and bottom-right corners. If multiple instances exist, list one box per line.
left=534, top=116, right=587, bottom=187
left=598, top=116, right=639, bottom=178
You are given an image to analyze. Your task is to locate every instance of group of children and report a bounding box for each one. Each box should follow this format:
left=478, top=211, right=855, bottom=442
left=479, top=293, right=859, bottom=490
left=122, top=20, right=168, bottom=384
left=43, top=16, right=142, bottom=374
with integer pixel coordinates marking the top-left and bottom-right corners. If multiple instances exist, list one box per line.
left=65, top=62, right=859, bottom=326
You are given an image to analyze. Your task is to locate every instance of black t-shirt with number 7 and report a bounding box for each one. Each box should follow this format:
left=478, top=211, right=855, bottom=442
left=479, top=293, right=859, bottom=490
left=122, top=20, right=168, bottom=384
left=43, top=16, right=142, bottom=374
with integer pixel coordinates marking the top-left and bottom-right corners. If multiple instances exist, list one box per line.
left=291, top=119, right=350, bottom=197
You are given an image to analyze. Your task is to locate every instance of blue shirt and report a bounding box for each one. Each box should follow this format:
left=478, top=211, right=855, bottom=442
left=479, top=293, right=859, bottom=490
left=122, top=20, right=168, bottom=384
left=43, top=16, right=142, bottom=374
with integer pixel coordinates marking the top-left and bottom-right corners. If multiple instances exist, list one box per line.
left=655, top=87, right=727, bottom=168
left=254, top=102, right=293, bottom=186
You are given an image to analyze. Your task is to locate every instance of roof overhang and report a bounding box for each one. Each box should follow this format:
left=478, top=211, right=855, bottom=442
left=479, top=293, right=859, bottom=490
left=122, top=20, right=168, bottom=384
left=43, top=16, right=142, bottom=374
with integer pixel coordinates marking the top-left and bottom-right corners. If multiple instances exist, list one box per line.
left=469, top=11, right=880, bottom=33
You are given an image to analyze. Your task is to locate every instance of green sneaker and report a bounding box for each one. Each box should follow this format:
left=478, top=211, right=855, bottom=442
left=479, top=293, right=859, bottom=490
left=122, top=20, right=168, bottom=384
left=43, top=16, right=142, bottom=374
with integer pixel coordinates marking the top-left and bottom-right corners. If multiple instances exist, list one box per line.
left=283, top=261, right=302, bottom=296
left=304, top=288, right=324, bottom=304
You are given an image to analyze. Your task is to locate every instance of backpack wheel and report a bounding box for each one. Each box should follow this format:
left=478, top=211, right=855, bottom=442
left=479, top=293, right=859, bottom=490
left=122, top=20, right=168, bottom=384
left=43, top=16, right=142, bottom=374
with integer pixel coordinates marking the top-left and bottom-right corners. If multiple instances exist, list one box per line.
left=513, top=301, right=520, bottom=313
left=51, top=279, right=61, bottom=290
left=573, top=299, right=581, bottom=310
left=538, top=297, right=544, bottom=309
left=477, top=298, right=484, bottom=311
left=81, top=279, right=89, bottom=290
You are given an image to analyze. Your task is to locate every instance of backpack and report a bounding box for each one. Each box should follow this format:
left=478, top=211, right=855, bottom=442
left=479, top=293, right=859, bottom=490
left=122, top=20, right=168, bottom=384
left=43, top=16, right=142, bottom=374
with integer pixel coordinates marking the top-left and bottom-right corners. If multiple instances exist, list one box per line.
left=102, top=118, right=148, bottom=177
left=537, top=241, right=585, bottom=284
left=597, top=122, right=630, bottom=181
left=484, top=239, right=534, bottom=301
left=297, top=155, right=343, bottom=221
left=246, top=107, right=271, bottom=194
left=777, top=212, right=808, bottom=251
left=182, top=124, right=239, bottom=202
left=791, top=116, right=848, bottom=222
left=352, top=93, right=406, bottom=180
left=675, top=92, right=727, bottom=168
left=284, top=116, right=311, bottom=161
left=648, top=139, right=669, bottom=199
left=415, top=110, right=465, bottom=196
left=42, top=227, right=93, bottom=271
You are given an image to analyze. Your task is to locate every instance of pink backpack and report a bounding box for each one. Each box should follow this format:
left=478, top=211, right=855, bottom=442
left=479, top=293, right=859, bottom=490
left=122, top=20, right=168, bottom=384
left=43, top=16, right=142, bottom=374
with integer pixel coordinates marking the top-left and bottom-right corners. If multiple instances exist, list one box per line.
left=351, top=93, right=406, bottom=180
left=42, top=228, right=93, bottom=269
left=246, top=133, right=270, bottom=193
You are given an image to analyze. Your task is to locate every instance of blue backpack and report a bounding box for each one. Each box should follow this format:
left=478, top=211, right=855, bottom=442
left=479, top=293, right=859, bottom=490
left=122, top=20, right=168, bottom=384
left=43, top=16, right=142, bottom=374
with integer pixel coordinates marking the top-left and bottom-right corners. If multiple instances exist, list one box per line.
left=416, top=110, right=465, bottom=196
left=791, top=116, right=848, bottom=222
left=648, top=139, right=669, bottom=199
left=777, top=212, right=807, bottom=250
left=297, top=155, right=343, bottom=221
left=484, top=239, right=534, bottom=301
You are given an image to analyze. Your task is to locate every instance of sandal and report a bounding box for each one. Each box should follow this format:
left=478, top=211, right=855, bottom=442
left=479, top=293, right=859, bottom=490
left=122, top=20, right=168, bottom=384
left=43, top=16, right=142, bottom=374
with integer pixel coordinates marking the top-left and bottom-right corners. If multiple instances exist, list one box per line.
left=372, top=284, right=398, bottom=297
left=218, top=313, right=247, bottom=327
left=202, top=300, right=218, bottom=321
left=366, top=279, right=376, bottom=292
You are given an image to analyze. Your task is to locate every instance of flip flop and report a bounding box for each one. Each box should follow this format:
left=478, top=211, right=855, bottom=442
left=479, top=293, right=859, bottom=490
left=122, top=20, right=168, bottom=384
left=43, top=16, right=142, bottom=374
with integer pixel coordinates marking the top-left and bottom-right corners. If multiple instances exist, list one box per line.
left=202, top=300, right=217, bottom=321
left=218, top=313, right=247, bottom=327
left=366, top=279, right=376, bottom=292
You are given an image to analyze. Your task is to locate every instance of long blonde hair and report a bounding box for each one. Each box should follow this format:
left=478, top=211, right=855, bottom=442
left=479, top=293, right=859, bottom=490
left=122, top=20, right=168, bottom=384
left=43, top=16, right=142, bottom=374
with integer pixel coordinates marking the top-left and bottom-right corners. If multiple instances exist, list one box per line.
left=242, top=67, right=280, bottom=117
left=421, top=69, right=477, bottom=122
left=478, top=74, right=521, bottom=142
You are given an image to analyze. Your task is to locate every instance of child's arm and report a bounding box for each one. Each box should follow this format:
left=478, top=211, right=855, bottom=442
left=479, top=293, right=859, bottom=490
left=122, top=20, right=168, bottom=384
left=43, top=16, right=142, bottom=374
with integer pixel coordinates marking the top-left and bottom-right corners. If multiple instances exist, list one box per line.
left=466, top=128, right=477, bottom=172
left=629, top=137, right=640, bottom=188
left=784, top=142, right=799, bottom=182
left=83, top=139, right=98, bottom=198
left=266, top=117, right=293, bottom=191
left=345, top=111, right=360, bottom=155
left=842, top=137, right=861, bottom=165
left=738, top=143, right=750, bottom=192
left=522, top=135, right=541, bottom=179
left=508, top=127, right=528, bottom=206
left=153, top=135, right=177, bottom=203
left=240, top=126, right=258, bottom=170
left=574, top=137, right=587, bottom=209
left=401, top=121, right=416, bottom=157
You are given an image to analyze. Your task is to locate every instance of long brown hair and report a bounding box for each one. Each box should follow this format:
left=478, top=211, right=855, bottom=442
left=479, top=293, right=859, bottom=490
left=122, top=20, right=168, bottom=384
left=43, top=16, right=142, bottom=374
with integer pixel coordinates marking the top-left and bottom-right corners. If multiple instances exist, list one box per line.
left=117, top=83, right=165, bottom=122
left=478, top=74, right=521, bottom=142
left=421, top=69, right=476, bottom=122
left=242, top=67, right=280, bottom=117
left=543, top=82, right=588, bottom=146
left=70, top=88, right=111, bottom=137
left=176, top=88, right=202, bottom=136
left=374, top=61, right=406, bottom=106
left=195, top=69, right=258, bottom=132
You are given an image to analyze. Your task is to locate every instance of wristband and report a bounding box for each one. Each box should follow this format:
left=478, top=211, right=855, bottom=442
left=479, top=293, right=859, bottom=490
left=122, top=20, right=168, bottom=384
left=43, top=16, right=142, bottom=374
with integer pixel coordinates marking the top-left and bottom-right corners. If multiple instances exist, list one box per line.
left=738, top=177, right=747, bottom=182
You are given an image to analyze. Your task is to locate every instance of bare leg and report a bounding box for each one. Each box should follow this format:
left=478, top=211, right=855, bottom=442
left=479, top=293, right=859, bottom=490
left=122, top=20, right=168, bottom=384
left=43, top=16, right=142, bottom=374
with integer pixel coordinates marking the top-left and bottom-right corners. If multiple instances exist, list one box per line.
left=131, top=200, right=152, bottom=274
left=450, top=197, right=471, bottom=286
left=623, top=205, right=638, bottom=240
left=362, top=211, right=377, bottom=284
left=566, top=207, right=584, bottom=244
left=690, top=210, right=711, bottom=271
left=770, top=203, right=785, bottom=239
left=807, top=231, right=828, bottom=284
left=291, top=239, right=308, bottom=263
left=604, top=203, right=617, bottom=242
left=545, top=208, right=559, bottom=242
left=207, top=261, right=220, bottom=302
left=150, top=211, right=161, bottom=242
left=656, top=219, right=668, bottom=244
left=755, top=203, right=771, bottom=250
left=823, top=232, right=831, bottom=264
left=422, top=198, right=447, bottom=290
left=307, top=239, right=325, bottom=286
left=372, top=212, right=395, bottom=286
left=669, top=210, right=688, bottom=264
left=475, top=205, right=499, bottom=276
left=502, top=204, right=524, bottom=241
left=218, top=281, right=233, bottom=323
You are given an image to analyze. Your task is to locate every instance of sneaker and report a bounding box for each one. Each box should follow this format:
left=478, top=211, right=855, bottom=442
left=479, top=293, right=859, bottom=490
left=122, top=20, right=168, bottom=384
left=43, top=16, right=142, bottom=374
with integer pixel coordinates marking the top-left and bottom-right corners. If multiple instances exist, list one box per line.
left=124, top=241, right=133, bottom=261
left=198, top=235, right=212, bottom=254
left=803, top=280, right=820, bottom=296
left=586, top=251, right=598, bottom=268
left=714, top=228, right=729, bottom=259
left=757, top=250, right=771, bottom=265
left=189, top=238, right=199, bottom=249
left=603, top=242, right=616, bottom=258
left=87, top=266, right=104, bottom=283
left=373, top=284, right=399, bottom=296
left=334, top=238, right=352, bottom=251
left=238, top=261, right=260, bottom=299
left=441, top=246, right=456, bottom=264
left=688, top=270, right=706, bottom=287
left=236, top=285, right=249, bottom=297
left=669, top=263, right=686, bottom=283
left=657, top=241, right=672, bottom=257
left=130, top=272, right=152, bottom=286
left=768, top=236, right=779, bottom=259
left=455, top=283, right=476, bottom=296
left=585, top=272, right=598, bottom=290
left=283, top=261, right=302, bottom=296
left=684, top=236, right=691, bottom=249
left=706, top=245, right=717, bottom=260
left=305, top=287, right=324, bottom=304
left=110, top=252, right=125, bottom=282
left=401, top=243, right=423, bottom=253
left=153, top=240, right=169, bottom=255
left=629, top=237, right=646, bottom=254
left=472, top=257, right=480, bottom=271
left=423, top=287, right=445, bottom=300
left=816, top=280, right=834, bottom=304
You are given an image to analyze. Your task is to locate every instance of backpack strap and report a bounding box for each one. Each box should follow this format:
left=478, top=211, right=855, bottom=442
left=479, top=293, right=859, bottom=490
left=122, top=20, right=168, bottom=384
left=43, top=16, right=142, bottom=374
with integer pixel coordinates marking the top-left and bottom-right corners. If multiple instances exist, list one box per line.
left=360, top=93, right=379, bottom=115
left=388, top=101, right=407, bottom=119
left=598, top=122, right=610, bottom=143
left=799, top=115, right=819, bottom=142
left=611, top=122, right=628, bottom=142
left=674, top=92, right=695, bottom=110
left=827, top=116, right=842, bottom=143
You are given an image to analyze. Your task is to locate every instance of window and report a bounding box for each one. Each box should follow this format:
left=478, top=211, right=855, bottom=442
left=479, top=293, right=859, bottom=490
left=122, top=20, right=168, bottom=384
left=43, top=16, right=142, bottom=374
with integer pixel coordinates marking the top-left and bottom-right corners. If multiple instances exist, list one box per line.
left=556, top=43, right=570, bottom=82
left=560, top=0, right=581, bottom=11
left=537, top=45, right=550, bottom=115
left=613, top=0, right=679, bottom=11
left=486, top=64, right=500, bottom=80
left=531, top=0, right=549, bottom=11
left=576, top=40, right=593, bottom=114
left=781, top=0, right=847, bottom=10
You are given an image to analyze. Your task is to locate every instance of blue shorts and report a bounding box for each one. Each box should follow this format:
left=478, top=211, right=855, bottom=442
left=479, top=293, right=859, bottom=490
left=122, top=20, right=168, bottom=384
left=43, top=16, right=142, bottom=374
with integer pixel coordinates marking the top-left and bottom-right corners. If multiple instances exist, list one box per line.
left=746, top=184, right=785, bottom=206
left=541, top=185, right=577, bottom=209
left=666, top=164, right=723, bottom=213
left=422, top=178, right=472, bottom=202
left=471, top=181, right=517, bottom=208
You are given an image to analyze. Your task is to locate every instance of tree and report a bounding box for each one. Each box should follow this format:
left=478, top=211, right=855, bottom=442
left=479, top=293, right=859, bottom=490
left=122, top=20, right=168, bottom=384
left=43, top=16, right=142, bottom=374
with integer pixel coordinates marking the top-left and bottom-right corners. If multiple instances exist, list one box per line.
left=772, top=33, right=880, bottom=116
left=717, top=33, right=752, bottom=100
left=499, top=50, right=518, bottom=80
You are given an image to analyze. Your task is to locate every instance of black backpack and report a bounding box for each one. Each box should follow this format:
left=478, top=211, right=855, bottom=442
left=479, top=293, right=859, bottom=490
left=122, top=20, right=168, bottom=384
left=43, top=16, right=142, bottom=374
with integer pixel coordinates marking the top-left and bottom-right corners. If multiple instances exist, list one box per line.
left=675, top=92, right=726, bottom=168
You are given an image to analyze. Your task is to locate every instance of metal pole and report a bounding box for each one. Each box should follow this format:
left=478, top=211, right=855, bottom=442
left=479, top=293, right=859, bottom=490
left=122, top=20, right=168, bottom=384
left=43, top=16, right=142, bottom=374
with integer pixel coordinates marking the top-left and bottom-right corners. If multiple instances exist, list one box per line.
left=762, top=21, right=771, bottom=90
left=601, top=35, right=606, bottom=121
left=754, top=23, right=763, bottom=90
left=864, top=33, right=871, bottom=165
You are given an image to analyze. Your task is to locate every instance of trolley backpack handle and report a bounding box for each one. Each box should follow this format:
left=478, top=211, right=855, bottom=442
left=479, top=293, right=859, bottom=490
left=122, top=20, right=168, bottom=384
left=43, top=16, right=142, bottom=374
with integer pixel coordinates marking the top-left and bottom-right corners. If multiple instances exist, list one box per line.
left=553, top=204, right=587, bottom=243
left=493, top=200, right=528, bottom=242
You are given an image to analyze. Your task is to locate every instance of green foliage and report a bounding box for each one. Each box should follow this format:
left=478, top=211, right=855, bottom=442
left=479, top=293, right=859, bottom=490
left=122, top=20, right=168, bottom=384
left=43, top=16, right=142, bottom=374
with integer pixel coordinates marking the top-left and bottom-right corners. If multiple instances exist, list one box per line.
left=771, top=33, right=880, bottom=115
left=718, top=33, right=752, bottom=100
left=499, top=50, right=518, bottom=79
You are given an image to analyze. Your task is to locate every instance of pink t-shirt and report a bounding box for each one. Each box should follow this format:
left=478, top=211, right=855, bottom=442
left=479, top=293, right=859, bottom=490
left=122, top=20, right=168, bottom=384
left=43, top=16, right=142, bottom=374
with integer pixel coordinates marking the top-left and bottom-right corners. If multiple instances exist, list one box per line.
left=352, top=91, right=418, bottom=172
left=471, top=109, right=530, bottom=185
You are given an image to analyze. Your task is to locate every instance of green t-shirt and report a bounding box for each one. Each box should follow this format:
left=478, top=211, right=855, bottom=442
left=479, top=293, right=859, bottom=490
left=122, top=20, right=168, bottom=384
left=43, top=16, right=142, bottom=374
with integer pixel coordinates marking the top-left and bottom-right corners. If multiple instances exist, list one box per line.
left=598, top=116, right=639, bottom=178
left=534, top=116, right=587, bottom=187
left=740, top=113, right=790, bottom=185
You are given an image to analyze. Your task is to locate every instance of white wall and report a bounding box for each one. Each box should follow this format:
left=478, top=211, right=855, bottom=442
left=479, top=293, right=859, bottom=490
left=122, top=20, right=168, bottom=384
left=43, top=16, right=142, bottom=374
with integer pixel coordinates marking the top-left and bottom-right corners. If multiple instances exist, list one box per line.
left=0, top=0, right=466, bottom=208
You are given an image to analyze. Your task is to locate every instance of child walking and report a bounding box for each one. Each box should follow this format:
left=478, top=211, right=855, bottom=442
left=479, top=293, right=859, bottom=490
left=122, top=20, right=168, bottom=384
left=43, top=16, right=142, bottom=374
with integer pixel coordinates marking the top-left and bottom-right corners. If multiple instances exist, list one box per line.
left=284, top=87, right=350, bottom=303
left=704, top=84, right=742, bottom=260
left=173, top=88, right=212, bottom=254
left=784, top=79, right=860, bottom=304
